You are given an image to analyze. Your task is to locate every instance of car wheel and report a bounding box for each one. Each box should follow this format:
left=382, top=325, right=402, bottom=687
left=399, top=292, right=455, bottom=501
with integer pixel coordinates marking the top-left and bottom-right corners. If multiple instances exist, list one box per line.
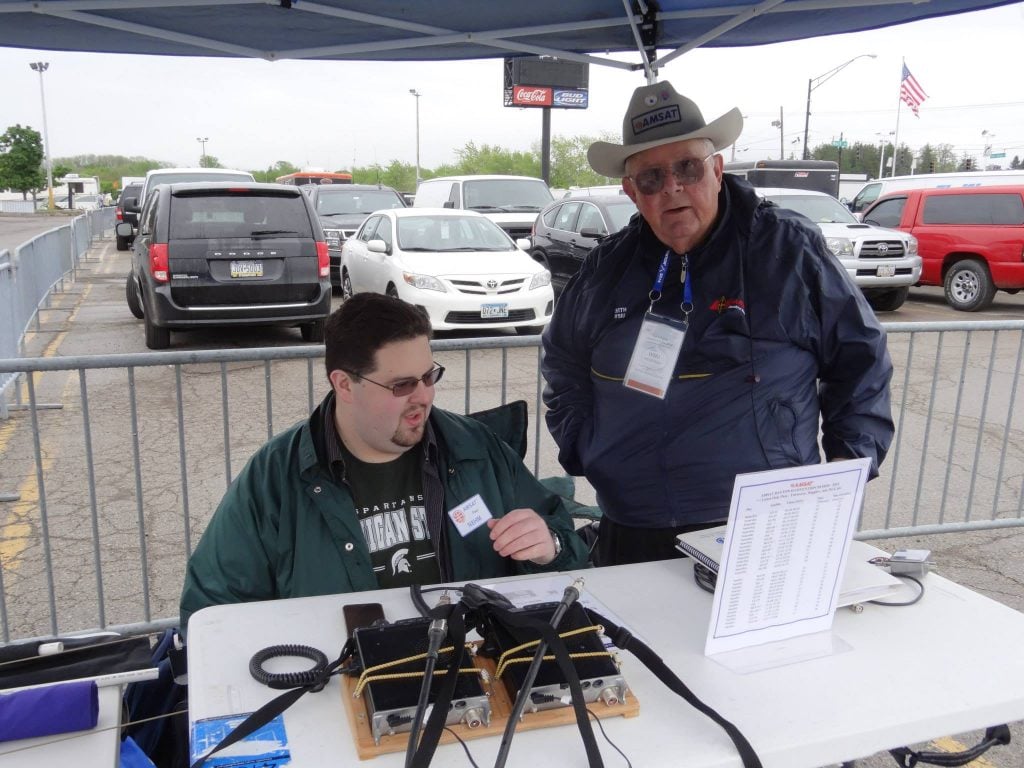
left=116, top=234, right=130, bottom=251
left=301, top=318, right=325, bottom=343
left=342, top=269, right=354, bottom=301
left=125, top=274, right=144, bottom=319
left=866, top=286, right=909, bottom=312
left=944, top=259, right=995, bottom=312
left=515, top=325, right=545, bottom=336
left=144, top=311, right=170, bottom=350
left=386, top=284, right=400, bottom=299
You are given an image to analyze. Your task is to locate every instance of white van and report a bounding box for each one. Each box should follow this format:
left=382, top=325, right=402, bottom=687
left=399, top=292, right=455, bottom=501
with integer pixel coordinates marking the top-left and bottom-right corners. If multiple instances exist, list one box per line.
left=413, top=175, right=553, bottom=240
left=128, top=167, right=256, bottom=217
left=849, top=170, right=1024, bottom=216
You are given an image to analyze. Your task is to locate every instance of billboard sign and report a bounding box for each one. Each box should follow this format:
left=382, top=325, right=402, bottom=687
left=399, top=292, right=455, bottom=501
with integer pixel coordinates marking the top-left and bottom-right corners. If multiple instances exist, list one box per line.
left=552, top=89, right=588, bottom=109
left=512, top=86, right=553, bottom=107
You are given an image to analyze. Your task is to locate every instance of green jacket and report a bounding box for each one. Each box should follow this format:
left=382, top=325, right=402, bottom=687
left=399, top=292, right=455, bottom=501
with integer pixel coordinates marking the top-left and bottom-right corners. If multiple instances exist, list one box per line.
left=180, top=404, right=588, bottom=631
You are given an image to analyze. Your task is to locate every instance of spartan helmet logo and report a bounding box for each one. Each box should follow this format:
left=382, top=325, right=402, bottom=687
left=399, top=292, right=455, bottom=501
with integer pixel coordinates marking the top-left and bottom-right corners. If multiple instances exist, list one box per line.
left=391, top=548, right=412, bottom=575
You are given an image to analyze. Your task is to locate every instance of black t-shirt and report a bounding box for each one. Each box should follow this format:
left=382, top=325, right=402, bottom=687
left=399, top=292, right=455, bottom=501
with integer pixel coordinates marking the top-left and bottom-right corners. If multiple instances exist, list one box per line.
left=338, top=441, right=442, bottom=589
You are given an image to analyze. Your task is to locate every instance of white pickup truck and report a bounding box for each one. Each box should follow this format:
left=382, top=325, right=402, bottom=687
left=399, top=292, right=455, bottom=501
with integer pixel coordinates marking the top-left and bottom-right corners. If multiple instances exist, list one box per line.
left=757, top=187, right=922, bottom=311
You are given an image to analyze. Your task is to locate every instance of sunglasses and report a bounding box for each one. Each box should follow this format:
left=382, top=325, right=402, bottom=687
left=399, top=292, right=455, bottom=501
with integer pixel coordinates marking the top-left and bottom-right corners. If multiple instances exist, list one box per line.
left=347, top=362, right=445, bottom=397
left=627, top=153, right=714, bottom=196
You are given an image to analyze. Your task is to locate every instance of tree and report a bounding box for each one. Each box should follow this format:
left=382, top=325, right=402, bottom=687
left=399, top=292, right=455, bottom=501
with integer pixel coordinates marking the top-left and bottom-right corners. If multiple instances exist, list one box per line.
left=1011, top=155, right=1022, bottom=170
left=548, top=135, right=610, bottom=189
left=0, top=124, right=45, bottom=198
left=199, top=154, right=223, bottom=168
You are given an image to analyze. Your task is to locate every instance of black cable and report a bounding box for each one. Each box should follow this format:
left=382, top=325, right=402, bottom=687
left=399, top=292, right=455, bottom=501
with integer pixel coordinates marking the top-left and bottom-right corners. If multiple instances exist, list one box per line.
left=869, top=574, right=924, bottom=607
left=405, top=594, right=453, bottom=768
left=443, top=726, right=481, bottom=768
left=248, top=644, right=329, bottom=689
left=586, top=708, right=633, bottom=768
left=493, top=578, right=584, bottom=768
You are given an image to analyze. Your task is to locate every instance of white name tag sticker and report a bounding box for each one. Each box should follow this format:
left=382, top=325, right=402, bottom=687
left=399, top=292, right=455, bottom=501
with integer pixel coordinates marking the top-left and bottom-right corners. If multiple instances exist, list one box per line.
left=623, top=312, right=686, bottom=399
left=447, top=494, right=493, bottom=537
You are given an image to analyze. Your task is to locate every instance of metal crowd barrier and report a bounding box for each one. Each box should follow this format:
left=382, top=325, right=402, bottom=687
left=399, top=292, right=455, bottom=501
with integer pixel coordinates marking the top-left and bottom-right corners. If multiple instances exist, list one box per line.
left=0, top=323, right=1023, bottom=642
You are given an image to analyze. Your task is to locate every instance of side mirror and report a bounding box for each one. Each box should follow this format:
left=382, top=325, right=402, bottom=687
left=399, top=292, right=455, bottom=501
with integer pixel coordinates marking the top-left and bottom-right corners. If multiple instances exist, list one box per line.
left=115, top=222, right=134, bottom=237
left=579, top=227, right=607, bottom=241
left=516, top=238, right=532, bottom=251
left=367, top=239, right=389, bottom=254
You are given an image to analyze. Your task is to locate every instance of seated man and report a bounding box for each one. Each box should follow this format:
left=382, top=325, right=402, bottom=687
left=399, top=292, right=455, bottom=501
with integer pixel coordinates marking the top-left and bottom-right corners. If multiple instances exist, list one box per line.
left=180, top=293, right=587, bottom=631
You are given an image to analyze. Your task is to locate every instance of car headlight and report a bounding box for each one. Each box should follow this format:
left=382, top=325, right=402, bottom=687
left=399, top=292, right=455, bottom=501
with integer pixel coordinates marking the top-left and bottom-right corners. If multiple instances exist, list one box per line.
left=324, top=229, right=343, bottom=249
left=529, top=270, right=552, bottom=290
left=907, top=235, right=919, bottom=256
left=403, top=272, right=446, bottom=292
left=824, top=237, right=854, bottom=257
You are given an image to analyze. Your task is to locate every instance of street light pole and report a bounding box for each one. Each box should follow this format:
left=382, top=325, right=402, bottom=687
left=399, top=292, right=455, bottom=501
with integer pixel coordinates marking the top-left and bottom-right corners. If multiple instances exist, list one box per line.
left=409, top=89, right=421, bottom=187
left=29, top=62, right=54, bottom=211
left=771, top=106, right=784, bottom=160
left=802, top=54, right=876, bottom=161
left=196, top=137, right=209, bottom=165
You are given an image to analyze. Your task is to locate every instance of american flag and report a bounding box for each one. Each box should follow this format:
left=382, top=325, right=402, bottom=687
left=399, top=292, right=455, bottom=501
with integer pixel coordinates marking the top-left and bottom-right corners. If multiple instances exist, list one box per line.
left=900, top=64, right=928, bottom=116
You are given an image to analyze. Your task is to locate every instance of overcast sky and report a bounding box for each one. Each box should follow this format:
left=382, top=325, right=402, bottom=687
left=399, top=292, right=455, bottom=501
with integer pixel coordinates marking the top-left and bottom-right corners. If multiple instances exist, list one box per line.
left=2, top=2, right=1022, bottom=176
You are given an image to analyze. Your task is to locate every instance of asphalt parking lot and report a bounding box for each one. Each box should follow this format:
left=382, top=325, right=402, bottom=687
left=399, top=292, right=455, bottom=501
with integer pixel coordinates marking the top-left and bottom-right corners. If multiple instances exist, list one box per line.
left=3, top=222, right=1024, bottom=766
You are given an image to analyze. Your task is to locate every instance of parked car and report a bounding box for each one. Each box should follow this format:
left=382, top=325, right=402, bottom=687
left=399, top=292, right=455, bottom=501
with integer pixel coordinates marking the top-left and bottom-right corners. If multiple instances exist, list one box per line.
left=413, top=175, right=553, bottom=241
left=302, top=183, right=407, bottom=290
left=861, top=185, right=1024, bottom=311
left=531, top=195, right=637, bottom=293
left=848, top=170, right=1024, bottom=217
left=123, top=167, right=256, bottom=223
left=115, top=182, right=143, bottom=250
left=757, top=187, right=921, bottom=311
left=561, top=185, right=627, bottom=198
left=121, top=182, right=331, bottom=349
left=340, top=208, right=553, bottom=334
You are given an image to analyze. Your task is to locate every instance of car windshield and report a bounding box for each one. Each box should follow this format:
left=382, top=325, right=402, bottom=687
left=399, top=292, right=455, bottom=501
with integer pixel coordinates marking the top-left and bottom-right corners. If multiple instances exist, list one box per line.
left=463, top=179, right=553, bottom=212
left=397, top=215, right=515, bottom=252
left=317, top=190, right=404, bottom=215
left=169, top=192, right=313, bottom=239
left=605, top=201, right=638, bottom=231
left=766, top=194, right=858, bottom=224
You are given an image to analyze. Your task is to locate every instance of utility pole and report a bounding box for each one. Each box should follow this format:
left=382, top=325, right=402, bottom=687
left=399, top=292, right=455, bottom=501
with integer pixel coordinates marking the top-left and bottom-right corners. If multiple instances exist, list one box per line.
left=29, top=62, right=54, bottom=211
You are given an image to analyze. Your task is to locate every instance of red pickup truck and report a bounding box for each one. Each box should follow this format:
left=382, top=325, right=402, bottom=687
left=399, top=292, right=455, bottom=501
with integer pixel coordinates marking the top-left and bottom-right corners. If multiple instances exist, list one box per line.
left=861, top=185, right=1024, bottom=311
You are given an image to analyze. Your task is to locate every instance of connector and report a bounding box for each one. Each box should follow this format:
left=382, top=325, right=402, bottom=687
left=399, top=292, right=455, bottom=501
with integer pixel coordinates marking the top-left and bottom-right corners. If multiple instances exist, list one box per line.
left=889, top=549, right=933, bottom=577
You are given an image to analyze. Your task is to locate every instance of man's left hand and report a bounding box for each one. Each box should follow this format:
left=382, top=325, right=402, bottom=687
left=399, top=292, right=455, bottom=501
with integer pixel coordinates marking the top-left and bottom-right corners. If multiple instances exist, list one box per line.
left=487, top=509, right=556, bottom=565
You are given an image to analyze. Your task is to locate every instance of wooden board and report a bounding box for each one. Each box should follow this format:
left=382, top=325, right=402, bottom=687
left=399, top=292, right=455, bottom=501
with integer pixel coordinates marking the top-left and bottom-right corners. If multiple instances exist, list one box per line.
left=341, top=651, right=640, bottom=760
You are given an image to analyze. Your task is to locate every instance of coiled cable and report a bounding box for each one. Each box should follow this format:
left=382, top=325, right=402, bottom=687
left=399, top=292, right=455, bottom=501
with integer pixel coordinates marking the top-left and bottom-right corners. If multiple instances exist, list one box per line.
left=249, top=644, right=330, bottom=690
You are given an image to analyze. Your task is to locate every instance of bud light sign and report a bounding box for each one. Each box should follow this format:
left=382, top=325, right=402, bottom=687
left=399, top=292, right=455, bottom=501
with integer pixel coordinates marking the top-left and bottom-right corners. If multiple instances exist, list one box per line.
left=512, top=86, right=553, bottom=107
left=553, top=89, right=588, bottom=109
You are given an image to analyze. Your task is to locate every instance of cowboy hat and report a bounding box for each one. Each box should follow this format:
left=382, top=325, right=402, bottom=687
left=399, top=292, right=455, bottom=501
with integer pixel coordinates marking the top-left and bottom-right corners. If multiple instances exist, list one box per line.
left=588, top=81, right=743, bottom=178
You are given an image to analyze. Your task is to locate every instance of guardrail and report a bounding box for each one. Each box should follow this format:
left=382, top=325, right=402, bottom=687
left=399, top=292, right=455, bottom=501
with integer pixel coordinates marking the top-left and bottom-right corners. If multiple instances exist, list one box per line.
left=0, top=322, right=1023, bottom=642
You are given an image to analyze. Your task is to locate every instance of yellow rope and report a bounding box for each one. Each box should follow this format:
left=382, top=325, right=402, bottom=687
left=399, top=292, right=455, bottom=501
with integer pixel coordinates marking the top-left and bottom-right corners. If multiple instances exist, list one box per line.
left=353, top=667, right=481, bottom=698
left=495, top=651, right=612, bottom=680
left=352, top=643, right=478, bottom=698
left=494, top=624, right=607, bottom=679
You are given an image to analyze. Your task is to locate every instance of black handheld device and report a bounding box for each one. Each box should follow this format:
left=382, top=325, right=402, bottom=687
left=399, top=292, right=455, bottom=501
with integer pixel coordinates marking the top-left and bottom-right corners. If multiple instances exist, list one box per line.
left=343, top=602, right=386, bottom=638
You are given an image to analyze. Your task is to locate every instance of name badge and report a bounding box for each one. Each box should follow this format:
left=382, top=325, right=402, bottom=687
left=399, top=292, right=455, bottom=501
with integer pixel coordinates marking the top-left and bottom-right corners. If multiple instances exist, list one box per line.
left=447, top=494, right=493, bottom=537
left=623, top=311, right=686, bottom=399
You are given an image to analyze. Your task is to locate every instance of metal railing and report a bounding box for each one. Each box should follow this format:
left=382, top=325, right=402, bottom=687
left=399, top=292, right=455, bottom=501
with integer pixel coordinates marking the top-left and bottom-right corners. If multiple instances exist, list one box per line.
left=1, top=321, right=1023, bottom=642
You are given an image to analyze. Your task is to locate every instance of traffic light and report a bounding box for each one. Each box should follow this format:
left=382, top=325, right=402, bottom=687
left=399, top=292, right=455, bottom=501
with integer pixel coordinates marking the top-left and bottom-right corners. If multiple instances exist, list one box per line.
left=965, top=157, right=974, bottom=171
left=928, top=161, right=935, bottom=174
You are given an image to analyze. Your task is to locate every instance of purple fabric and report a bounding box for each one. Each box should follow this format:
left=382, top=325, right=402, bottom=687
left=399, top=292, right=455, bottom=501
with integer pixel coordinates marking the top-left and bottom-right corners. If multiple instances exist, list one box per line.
left=0, top=680, right=99, bottom=742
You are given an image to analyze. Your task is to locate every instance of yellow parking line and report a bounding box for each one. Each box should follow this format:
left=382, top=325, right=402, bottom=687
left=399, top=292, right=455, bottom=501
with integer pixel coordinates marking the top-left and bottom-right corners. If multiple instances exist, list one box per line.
left=0, top=261, right=98, bottom=568
left=928, top=736, right=997, bottom=767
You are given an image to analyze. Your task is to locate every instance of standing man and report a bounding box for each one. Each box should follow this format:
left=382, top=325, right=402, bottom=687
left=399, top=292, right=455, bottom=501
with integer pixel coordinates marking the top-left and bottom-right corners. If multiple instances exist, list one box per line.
left=181, top=294, right=587, bottom=630
left=542, top=81, right=893, bottom=566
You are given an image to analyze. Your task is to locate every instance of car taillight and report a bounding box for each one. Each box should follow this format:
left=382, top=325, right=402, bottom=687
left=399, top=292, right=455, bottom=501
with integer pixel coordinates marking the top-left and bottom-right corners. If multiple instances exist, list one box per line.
left=316, top=241, right=330, bottom=278
left=150, top=243, right=169, bottom=283
left=116, top=209, right=123, bottom=221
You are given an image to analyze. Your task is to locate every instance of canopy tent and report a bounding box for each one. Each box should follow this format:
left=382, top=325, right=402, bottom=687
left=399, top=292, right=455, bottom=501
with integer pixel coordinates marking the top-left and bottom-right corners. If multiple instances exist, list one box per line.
left=0, top=0, right=1017, bottom=79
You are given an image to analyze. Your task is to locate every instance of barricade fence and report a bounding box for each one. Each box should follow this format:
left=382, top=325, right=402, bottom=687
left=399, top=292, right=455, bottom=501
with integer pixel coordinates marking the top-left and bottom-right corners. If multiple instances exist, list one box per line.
left=0, top=323, right=1022, bottom=642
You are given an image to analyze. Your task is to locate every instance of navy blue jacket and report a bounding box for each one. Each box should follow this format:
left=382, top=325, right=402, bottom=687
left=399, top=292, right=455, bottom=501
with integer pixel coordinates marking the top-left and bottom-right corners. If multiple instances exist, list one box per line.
left=541, top=175, right=894, bottom=527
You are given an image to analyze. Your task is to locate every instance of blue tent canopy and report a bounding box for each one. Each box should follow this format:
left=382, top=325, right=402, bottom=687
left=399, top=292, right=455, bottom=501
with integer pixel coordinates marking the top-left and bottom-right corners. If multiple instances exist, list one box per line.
left=0, top=0, right=1016, bottom=73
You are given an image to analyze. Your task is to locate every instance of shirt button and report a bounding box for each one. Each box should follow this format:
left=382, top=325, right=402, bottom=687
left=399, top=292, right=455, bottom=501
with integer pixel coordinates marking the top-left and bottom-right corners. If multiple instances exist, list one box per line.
left=313, top=486, right=321, bottom=493
left=344, top=542, right=354, bottom=552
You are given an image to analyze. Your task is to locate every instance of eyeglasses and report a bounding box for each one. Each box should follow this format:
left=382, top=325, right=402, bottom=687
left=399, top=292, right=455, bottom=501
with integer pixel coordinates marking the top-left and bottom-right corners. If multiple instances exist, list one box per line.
left=627, top=153, right=715, bottom=196
left=347, top=362, right=445, bottom=397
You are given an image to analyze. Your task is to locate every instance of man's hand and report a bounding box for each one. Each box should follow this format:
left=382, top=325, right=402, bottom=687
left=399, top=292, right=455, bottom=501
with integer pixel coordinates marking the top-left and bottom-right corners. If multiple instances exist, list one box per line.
left=487, top=509, right=556, bottom=565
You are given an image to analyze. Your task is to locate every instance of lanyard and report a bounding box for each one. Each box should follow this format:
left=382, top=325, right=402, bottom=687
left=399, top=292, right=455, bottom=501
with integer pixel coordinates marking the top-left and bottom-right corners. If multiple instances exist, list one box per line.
left=648, top=249, right=693, bottom=328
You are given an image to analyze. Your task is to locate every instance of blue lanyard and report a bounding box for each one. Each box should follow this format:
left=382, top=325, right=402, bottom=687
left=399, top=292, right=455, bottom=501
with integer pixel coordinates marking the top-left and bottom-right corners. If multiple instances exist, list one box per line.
left=649, top=249, right=693, bottom=326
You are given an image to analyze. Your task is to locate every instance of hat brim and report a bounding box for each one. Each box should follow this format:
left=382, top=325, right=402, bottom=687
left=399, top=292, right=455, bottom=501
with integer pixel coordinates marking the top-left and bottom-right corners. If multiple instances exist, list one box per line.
left=588, top=107, right=744, bottom=178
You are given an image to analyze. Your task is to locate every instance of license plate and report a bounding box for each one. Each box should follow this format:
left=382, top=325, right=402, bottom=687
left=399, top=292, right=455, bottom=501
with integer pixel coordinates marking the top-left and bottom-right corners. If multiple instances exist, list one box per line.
left=876, top=264, right=896, bottom=278
left=230, top=260, right=263, bottom=278
left=481, top=303, right=509, bottom=318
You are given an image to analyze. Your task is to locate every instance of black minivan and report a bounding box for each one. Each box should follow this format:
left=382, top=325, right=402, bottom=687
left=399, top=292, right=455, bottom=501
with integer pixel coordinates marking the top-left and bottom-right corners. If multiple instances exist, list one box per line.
left=122, top=182, right=331, bottom=349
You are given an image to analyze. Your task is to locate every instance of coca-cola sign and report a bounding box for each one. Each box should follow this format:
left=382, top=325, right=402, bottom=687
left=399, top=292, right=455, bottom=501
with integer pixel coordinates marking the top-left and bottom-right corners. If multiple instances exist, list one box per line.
left=553, top=89, right=588, bottom=108
left=512, top=86, right=553, bottom=107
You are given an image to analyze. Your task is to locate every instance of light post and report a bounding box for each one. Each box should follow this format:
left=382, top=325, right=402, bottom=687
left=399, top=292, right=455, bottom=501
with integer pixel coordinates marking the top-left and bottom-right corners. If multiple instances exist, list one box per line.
left=196, top=137, right=209, bottom=165
left=876, top=131, right=895, bottom=178
left=982, top=130, right=995, bottom=161
left=409, top=89, right=421, bottom=187
left=29, top=62, right=54, bottom=211
left=802, top=54, right=876, bottom=160
left=771, top=106, right=784, bottom=160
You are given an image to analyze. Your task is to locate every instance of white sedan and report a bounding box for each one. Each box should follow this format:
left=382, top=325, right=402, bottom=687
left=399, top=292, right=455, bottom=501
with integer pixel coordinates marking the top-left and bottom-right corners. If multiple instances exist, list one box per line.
left=340, top=208, right=554, bottom=334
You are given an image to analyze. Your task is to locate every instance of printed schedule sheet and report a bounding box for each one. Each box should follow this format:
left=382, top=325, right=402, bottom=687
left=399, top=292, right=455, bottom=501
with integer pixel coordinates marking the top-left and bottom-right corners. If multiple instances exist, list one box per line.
left=705, top=458, right=871, bottom=656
